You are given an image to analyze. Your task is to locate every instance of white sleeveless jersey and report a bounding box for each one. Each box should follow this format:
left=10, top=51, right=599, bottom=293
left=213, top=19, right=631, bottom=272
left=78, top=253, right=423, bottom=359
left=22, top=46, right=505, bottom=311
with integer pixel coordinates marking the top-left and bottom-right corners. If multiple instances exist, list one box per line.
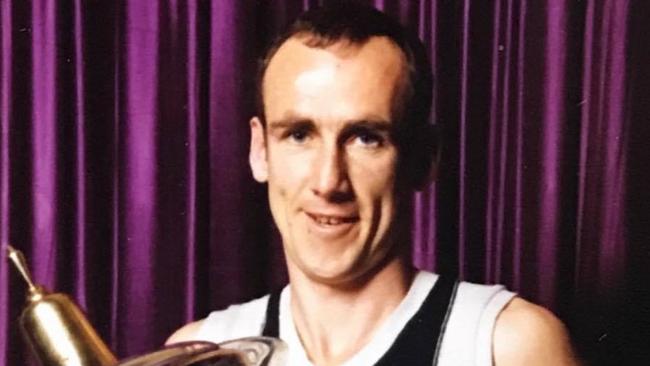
left=193, top=271, right=516, bottom=365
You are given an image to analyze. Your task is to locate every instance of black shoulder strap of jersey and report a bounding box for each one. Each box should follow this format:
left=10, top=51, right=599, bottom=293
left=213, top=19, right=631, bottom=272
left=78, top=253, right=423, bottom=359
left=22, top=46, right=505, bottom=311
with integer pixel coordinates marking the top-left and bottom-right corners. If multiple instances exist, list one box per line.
left=374, top=275, right=458, bottom=366
left=261, top=288, right=282, bottom=337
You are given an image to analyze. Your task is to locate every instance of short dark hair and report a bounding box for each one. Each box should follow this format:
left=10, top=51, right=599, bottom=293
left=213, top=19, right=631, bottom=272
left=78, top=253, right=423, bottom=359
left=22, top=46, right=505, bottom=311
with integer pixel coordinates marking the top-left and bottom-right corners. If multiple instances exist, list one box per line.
left=256, top=1, right=437, bottom=188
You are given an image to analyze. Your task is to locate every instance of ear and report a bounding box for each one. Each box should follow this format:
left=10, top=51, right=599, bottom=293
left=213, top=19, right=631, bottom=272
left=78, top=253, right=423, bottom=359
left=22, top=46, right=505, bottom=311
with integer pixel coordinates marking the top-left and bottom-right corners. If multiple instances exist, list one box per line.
left=249, top=117, right=268, bottom=182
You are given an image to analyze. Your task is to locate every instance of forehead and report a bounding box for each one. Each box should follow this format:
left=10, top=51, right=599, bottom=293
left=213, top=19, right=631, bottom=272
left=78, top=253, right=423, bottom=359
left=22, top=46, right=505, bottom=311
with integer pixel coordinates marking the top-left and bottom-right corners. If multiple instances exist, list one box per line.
left=262, top=36, right=408, bottom=123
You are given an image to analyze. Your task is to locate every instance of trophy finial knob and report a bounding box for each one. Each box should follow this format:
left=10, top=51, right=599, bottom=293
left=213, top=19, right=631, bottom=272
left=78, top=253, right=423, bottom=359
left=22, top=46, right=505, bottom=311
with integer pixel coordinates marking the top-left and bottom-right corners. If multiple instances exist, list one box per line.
left=6, top=245, right=40, bottom=295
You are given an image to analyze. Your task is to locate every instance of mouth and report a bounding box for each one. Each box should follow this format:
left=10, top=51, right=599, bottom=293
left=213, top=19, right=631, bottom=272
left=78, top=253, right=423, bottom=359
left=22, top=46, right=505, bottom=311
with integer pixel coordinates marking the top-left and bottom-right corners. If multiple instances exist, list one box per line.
left=304, top=211, right=360, bottom=239
left=306, top=213, right=359, bottom=226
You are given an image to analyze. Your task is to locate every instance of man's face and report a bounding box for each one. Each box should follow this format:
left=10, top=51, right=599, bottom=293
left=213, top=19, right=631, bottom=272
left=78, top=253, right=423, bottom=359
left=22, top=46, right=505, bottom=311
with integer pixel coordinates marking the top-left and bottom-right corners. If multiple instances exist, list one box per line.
left=249, top=36, right=409, bottom=285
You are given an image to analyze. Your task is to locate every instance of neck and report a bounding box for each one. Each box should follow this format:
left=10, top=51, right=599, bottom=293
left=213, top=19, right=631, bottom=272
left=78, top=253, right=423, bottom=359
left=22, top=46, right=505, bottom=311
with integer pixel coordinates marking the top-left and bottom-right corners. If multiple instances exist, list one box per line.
left=288, top=258, right=415, bottom=366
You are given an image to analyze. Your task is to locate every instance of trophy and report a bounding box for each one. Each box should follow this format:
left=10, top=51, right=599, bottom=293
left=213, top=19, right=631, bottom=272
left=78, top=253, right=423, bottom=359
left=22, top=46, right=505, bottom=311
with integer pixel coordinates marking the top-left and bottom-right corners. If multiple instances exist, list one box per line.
left=6, top=245, right=287, bottom=366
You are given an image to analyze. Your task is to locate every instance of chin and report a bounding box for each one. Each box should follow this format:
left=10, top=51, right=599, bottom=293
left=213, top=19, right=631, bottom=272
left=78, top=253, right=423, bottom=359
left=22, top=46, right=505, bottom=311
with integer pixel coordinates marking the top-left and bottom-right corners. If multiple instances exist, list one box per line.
left=286, top=233, right=397, bottom=287
left=296, top=255, right=380, bottom=288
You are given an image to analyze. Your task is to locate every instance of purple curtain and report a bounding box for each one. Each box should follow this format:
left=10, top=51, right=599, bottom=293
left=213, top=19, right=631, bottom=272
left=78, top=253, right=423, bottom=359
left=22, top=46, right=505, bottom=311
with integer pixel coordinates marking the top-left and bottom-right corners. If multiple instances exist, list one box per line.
left=1, top=1, right=648, bottom=365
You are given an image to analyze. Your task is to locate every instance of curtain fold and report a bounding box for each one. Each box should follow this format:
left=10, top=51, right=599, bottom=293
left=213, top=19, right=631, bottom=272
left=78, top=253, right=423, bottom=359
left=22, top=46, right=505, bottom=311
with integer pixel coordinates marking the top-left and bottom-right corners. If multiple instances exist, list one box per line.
left=576, top=0, right=628, bottom=295
left=0, top=0, right=11, bottom=362
left=1, top=1, right=648, bottom=365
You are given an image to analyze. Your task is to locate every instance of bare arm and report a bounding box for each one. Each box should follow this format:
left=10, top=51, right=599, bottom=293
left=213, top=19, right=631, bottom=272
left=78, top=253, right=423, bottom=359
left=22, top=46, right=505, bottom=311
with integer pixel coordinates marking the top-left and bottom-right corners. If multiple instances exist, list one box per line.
left=493, top=297, right=581, bottom=366
left=165, top=320, right=205, bottom=345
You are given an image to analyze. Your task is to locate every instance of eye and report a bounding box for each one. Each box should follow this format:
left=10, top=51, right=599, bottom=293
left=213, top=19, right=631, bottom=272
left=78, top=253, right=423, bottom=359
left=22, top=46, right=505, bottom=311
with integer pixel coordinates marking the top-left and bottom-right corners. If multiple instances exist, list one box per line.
left=284, top=126, right=311, bottom=144
left=352, top=130, right=384, bottom=148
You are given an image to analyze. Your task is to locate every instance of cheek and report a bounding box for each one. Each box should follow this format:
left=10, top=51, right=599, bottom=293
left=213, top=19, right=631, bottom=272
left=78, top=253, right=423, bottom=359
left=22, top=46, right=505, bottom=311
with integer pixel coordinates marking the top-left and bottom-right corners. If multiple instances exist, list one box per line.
left=349, top=158, right=398, bottom=230
left=268, top=148, right=314, bottom=200
left=349, top=154, right=397, bottom=193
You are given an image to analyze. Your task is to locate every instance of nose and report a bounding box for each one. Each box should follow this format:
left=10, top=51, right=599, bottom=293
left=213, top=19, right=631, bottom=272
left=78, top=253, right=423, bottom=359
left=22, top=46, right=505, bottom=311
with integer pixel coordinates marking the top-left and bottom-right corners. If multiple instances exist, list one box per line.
left=311, top=143, right=352, bottom=201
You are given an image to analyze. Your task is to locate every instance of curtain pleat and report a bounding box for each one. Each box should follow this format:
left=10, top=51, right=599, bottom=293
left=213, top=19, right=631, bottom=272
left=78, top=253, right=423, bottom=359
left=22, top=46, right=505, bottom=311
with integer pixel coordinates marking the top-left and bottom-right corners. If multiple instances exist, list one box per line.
left=0, top=0, right=12, bottom=363
left=72, top=0, right=86, bottom=309
left=183, top=0, right=199, bottom=325
left=576, top=0, right=628, bottom=295
left=31, top=0, right=57, bottom=291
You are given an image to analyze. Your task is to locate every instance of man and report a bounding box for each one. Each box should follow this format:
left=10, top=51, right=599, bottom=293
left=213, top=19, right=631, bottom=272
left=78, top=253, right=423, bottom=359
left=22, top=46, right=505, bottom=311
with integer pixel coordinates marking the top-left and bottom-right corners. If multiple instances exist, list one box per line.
left=168, top=3, right=580, bottom=365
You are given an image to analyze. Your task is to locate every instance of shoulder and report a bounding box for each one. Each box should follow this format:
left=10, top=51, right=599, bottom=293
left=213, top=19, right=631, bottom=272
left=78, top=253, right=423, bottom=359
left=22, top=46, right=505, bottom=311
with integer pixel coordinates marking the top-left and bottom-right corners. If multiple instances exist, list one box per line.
left=493, top=297, right=581, bottom=366
left=166, top=320, right=205, bottom=345
left=166, top=294, right=271, bottom=345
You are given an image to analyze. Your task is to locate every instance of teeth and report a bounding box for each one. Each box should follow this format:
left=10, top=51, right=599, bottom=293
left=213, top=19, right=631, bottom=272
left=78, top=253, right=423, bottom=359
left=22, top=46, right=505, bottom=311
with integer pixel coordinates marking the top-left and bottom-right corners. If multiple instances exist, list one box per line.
left=314, top=216, right=343, bottom=225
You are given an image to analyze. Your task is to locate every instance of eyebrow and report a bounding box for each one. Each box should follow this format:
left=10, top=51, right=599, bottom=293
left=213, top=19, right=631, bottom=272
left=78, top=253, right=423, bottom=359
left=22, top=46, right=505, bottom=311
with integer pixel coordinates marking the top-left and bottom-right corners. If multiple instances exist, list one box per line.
left=343, top=120, right=393, bottom=132
left=267, top=115, right=394, bottom=133
left=267, top=118, right=314, bottom=132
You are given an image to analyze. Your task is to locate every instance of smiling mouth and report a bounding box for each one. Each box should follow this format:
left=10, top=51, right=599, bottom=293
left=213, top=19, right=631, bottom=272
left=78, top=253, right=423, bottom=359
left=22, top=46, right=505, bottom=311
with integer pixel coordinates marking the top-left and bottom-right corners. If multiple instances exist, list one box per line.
left=306, top=213, right=359, bottom=226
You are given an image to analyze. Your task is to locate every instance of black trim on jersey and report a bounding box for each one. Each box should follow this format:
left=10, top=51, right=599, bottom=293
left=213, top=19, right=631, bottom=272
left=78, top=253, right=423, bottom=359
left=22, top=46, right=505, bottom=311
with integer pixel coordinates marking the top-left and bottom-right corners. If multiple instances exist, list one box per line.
left=432, top=278, right=459, bottom=364
left=261, top=289, right=282, bottom=337
left=374, top=275, right=457, bottom=366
